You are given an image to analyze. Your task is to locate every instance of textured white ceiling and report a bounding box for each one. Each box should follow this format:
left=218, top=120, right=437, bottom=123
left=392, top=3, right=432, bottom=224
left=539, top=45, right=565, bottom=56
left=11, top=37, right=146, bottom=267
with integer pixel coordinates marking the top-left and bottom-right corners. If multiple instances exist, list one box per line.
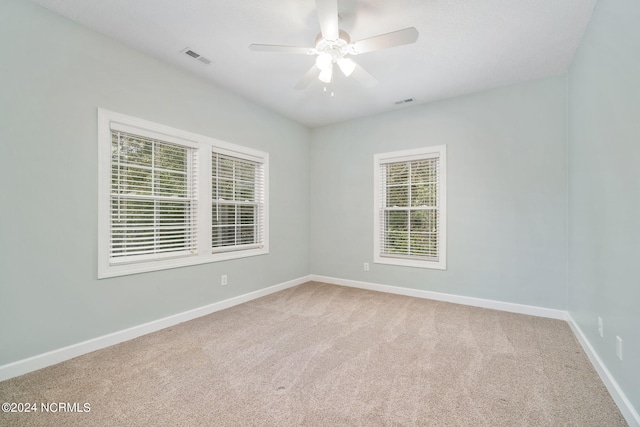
left=30, top=0, right=596, bottom=128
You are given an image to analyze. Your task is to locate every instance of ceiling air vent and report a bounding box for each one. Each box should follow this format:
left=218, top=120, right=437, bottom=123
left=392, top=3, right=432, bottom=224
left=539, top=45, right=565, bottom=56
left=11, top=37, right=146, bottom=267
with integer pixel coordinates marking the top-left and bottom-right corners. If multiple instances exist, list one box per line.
left=181, top=48, right=212, bottom=65
left=394, top=97, right=416, bottom=105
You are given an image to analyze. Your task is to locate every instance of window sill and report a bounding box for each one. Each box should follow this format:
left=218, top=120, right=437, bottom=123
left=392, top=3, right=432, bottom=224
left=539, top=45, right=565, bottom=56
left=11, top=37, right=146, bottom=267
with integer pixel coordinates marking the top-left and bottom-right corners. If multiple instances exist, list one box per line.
left=373, top=255, right=446, bottom=270
left=98, top=247, right=269, bottom=279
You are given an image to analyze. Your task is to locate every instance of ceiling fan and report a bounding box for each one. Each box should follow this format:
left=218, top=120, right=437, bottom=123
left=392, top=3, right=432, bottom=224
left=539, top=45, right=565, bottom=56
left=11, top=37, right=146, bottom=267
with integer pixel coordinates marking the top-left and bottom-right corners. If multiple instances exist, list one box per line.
left=249, top=0, right=419, bottom=90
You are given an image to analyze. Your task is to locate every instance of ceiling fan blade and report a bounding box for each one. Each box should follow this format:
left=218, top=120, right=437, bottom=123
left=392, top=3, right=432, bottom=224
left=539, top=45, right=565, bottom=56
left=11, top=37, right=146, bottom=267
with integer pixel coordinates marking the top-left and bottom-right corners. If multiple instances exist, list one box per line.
left=351, top=62, right=378, bottom=88
left=337, top=58, right=356, bottom=77
left=249, top=44, right=315, bottom=55
left=316, top=0, right=339, bottom=41
left=295, top=65, right=320, bottom=90
left=351, top=27, right=419, bottom=54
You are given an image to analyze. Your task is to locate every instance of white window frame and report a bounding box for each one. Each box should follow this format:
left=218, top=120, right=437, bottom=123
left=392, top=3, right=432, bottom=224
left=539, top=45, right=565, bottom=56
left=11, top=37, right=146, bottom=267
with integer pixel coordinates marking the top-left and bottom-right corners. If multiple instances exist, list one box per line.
left=373, top=145, right=446, bottom=270
left=98, top=109, right=269, bottom=278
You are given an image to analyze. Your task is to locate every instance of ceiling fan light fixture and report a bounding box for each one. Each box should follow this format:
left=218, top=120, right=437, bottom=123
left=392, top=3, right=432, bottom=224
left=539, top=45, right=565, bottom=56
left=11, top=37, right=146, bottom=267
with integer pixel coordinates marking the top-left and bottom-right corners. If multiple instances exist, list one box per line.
left=337, top=57, right=356, bottom=77
left=318, top=66, right=333, bottom=83
left=315, top=52, right=333, bottom=71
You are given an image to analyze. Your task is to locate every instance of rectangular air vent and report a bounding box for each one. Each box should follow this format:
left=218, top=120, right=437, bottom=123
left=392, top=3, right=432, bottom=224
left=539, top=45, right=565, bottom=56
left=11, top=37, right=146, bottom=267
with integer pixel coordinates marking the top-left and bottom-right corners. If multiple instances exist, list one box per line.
left=395, top=97, right=416, bottom=105
left=181, top=48, right=212, bottom=65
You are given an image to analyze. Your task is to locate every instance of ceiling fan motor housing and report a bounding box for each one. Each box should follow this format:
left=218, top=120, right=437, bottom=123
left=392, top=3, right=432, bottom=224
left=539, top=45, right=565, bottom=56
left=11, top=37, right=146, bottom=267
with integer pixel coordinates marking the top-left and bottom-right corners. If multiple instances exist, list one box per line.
left=314, top=29, right=352, bottom=70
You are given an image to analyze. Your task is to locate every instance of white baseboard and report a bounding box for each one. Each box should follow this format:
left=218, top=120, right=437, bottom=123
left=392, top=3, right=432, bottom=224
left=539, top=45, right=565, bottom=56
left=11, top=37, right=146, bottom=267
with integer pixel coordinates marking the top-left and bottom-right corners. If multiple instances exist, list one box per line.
left=567, top=314, right=640, bottom=427
left=0, top=275, right=311, bottom=382
left=310, top=275, right=568, bottom=320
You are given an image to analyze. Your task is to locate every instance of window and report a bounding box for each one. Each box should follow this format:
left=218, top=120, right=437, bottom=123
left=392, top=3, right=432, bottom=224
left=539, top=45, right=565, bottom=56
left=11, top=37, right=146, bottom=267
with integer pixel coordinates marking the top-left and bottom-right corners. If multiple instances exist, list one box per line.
left=373, top=146, right=446, bottom=270
left=109, top=130, right=198, bottom=264
left=211, top=153, right=265, bottom=251
left=98, top=109, right=268, bottom=278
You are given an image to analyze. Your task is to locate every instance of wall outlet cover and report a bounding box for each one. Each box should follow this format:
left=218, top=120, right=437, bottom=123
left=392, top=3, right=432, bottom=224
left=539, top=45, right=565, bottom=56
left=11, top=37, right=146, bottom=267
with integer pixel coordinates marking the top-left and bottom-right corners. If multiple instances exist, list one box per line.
left=598, top=316, right=603, bottom=337
left=616, top=336, right=623, bottom=360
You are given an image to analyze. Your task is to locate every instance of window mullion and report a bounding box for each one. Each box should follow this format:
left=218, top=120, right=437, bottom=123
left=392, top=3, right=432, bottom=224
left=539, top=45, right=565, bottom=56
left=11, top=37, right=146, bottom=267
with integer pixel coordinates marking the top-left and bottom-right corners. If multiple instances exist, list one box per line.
left=197, top=145, right=211, bottom=256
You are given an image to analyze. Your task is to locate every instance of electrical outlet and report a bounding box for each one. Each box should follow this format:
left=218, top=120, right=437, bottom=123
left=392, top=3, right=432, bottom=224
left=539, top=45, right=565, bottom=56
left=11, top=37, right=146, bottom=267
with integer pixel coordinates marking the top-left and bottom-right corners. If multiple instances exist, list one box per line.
left=364, top=262, right=370, bottom=271
left=598, top=317, right=603, bottom=337
left=616, top=336, right=623, bottom=360
left=221, top=274, right=227, bottom=286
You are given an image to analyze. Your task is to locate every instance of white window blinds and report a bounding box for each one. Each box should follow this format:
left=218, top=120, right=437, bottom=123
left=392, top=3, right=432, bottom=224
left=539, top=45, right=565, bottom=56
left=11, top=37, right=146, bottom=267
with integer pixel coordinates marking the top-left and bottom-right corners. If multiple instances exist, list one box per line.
left=211, top=153, right=265, bottom=252
left=99, top=109, right=269, bottom=278
left=110, top=130, right=198, bottom=264
left=374, top=146, right=446, bottom=270
left=380, top=157, right=439, bottom=259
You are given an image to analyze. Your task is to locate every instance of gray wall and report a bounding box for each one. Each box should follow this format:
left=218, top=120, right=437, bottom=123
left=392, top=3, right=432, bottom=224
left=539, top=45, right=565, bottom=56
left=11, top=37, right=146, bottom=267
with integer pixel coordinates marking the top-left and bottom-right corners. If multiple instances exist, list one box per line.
left=310, top=76, right=568, bottom=309
left=0, top=0, right=310, bottom=365
left=568, top=0, right=640, bottom=411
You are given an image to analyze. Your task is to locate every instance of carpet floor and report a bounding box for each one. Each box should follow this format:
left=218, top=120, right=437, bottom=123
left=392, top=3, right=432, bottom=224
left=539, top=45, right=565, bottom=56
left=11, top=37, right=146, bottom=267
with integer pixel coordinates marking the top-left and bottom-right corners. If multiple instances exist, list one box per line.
left=0, top=281, right=627, bottom=426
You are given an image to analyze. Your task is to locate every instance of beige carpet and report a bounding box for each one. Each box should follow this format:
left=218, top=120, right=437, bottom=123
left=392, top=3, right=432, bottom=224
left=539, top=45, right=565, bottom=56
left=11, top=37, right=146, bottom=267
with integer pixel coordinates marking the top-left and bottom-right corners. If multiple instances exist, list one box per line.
left=0, top=282, right=627, bottom=426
